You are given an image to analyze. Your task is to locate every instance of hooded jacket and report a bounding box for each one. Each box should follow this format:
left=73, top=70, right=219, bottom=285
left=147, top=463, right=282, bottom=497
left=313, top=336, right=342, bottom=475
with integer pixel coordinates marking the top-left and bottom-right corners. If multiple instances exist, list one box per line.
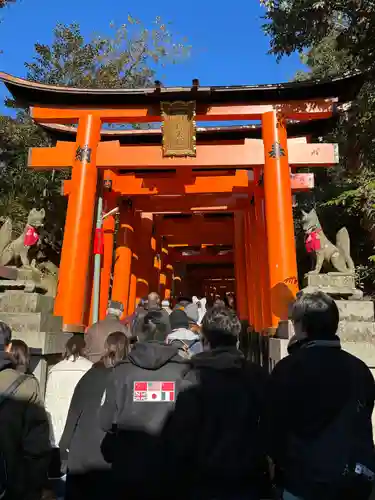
left=0, top=351, right=51, bottom=500
left=265, top=336, right=375, bottom=498
left=162, top=347, right=269, bottom=499
left=100, top=341, right=189, bottom=496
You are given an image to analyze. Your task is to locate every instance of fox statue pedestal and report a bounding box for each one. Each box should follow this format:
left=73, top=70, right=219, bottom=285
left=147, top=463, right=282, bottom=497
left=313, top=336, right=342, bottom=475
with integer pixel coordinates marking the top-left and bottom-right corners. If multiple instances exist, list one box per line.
left=301, top=273, right=373, bottom=340
left=0, top=286, right=69, bottom=398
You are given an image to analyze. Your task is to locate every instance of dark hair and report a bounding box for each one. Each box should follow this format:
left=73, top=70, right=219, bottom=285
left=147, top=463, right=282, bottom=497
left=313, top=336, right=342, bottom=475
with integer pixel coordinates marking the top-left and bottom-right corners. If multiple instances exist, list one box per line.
left=202, top=306, right=241, bottom=348
left=101, top=331, right=128, bottom=368
left=9, top=339, right=30, bottom=373
left=214, top=298, right=226, bottom=308
left=0, top=321, right=12, bottom=348
left=291, top=291, right=339, bottom=340
left=63, top=334, right=86, bottom=361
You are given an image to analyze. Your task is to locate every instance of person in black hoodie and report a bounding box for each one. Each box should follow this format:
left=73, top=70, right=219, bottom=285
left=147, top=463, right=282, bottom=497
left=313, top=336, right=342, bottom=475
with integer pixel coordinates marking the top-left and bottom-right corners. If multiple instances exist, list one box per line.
left=266, top=291, right=375, bottom=500
left=100, top=309, right=189, bottom=499
left=59, top=331, right=129, bottom=500
left=162, top=305, right=269, bottom=500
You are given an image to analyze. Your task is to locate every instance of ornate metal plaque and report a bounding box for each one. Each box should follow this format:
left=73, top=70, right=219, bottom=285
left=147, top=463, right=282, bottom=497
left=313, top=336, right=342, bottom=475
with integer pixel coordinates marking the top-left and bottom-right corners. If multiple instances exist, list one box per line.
left=161, top=101, right=196, bottom=157
left=75, top=145, right=92, bottom=163
left=268, top=142, right=286, bottom=159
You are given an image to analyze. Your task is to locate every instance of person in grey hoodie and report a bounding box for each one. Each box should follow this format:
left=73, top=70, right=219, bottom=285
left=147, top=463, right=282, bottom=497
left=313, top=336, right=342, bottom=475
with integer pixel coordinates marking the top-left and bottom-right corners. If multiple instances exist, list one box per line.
left=166, top=310, right=201, bottom=358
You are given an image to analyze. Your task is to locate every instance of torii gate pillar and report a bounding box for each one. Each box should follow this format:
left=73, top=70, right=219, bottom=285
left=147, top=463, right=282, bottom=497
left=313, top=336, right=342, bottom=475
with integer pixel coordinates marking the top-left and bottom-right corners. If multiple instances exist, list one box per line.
left=55, top=114, right=101, bottom=331
left=262, top=111, right=298, bottom=328
left=112, top=205, right=135, bottom=316
left=234, top=212, right=248, bottom=321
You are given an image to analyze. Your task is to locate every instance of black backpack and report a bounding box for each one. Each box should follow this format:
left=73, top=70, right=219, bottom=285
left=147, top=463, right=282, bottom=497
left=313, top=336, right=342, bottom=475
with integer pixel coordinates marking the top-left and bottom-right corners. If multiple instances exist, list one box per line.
left=0, top=374, right=28, bottom=499
left=284, top=375, right=375, bottom=500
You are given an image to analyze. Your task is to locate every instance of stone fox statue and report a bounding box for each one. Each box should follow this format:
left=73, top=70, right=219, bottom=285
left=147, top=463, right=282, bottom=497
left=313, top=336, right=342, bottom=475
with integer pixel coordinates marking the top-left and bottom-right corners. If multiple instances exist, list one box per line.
left=301, top=208, right=355, bottom=274
left=0, top=208, right=45, bottom=267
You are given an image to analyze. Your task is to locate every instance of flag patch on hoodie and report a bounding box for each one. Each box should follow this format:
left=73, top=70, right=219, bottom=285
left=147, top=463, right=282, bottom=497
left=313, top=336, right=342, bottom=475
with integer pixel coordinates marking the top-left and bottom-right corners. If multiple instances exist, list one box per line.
left=133, top=381, right=175, bottom=402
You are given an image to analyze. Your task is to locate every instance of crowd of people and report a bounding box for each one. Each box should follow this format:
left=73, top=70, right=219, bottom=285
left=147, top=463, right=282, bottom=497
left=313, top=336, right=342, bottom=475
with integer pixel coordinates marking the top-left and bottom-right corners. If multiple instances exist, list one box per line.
left=0, top=290, right=374, bottom=500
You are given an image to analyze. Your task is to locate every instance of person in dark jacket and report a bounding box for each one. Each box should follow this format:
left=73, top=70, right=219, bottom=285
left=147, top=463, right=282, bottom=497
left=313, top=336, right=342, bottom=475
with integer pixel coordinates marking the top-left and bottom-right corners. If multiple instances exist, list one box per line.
left=162, top=306, right=269, bottom=500
left=147, top=291, right=171, bottom=336
left=100, top=310, right=189, bottom=499
left=266, top=291, right=375, bottom=500
left=0, top=321, right=51, bottom=500
left=60, top=331, right=129, bottom=500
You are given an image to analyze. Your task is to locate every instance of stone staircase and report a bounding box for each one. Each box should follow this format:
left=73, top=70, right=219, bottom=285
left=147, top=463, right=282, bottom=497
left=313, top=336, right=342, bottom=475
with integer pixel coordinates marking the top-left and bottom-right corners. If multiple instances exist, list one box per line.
left=0, top=289, right=69, bottom=395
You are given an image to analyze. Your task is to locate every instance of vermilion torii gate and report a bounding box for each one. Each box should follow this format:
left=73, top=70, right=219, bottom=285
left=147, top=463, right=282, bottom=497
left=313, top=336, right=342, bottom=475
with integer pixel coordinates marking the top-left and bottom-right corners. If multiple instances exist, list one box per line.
left=0, top=72, right=361, bottom=334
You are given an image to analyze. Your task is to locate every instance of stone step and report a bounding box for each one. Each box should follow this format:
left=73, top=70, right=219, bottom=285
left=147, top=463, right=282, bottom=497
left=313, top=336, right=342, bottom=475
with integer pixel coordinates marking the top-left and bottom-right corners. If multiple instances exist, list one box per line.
left=0, top=291, right=54, bottom=314
left=337, top=321, right=375, bottom=342
left=0, top=311, right=62, bottom=336
left=342, top=341, right=375, bottom=369
left=0, top=312, right=66, bottom=355
left=335, top=300, right=374, bottom=322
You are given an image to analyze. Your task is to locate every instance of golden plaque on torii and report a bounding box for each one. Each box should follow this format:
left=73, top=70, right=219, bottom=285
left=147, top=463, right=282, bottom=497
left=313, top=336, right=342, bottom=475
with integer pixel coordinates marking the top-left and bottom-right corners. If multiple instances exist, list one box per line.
left=161, top=101, right=196, bottom=157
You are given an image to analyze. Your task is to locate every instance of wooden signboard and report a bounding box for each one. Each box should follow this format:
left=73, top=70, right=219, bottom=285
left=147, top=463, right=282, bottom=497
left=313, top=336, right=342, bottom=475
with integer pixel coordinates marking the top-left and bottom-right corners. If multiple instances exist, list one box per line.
left=161, top=101, right=196, bottom=157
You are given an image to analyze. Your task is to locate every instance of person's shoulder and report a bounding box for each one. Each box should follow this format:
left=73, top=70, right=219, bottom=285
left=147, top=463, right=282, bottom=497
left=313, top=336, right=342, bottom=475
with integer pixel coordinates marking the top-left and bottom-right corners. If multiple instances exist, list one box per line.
left=341, top=348, right=374, bottom=379
left=75, top=357, right=93, bottom=369
left=243, top=359, right=270, bottom=381
left=48, top=358, right=74, bottom=372
left=0, top=366, right=19, bottom=387
left=112, top=357, right=131, bottom=375
left=17, top=373, right=40, bottom=398
left=162, top=351, right=192, bottom=380
left=75, top=363, right=108, bottom=391
left=0, top=369, right=39, bottom=400
left=268, top=351, right=296, bottom=379
left=170, top=351, right=193, bottom=369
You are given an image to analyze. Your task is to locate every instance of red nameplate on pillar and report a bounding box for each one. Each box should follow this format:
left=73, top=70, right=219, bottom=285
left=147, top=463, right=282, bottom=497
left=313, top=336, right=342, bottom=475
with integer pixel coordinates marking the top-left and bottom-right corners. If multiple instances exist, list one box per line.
left=93, top=228, right=104, bottom=255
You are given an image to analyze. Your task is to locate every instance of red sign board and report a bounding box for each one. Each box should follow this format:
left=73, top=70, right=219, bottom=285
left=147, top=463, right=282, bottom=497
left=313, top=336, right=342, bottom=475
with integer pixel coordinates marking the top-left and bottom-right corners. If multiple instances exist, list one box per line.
left=290, top=173, right=314, bottom=191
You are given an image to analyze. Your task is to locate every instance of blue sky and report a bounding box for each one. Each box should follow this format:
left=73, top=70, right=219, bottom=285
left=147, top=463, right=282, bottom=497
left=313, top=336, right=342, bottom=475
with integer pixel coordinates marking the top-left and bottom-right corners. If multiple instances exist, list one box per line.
left=0, top=0, right=305, bottom=114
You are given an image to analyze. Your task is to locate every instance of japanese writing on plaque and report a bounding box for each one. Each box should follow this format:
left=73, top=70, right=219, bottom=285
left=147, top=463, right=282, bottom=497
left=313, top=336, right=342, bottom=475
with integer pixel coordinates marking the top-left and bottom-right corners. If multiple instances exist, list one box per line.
left=161, top=101, right=196, bottom=157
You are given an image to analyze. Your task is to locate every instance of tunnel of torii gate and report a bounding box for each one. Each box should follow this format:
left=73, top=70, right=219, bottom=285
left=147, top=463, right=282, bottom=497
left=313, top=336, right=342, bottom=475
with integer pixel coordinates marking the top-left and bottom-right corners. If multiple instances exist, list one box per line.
left=0, top=72, right=362, bottom=334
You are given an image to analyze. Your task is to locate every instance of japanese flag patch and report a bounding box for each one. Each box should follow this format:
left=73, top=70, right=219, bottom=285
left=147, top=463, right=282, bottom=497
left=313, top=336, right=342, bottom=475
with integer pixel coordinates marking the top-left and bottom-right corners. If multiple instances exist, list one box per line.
left=133, top=381, right=175, bottom=402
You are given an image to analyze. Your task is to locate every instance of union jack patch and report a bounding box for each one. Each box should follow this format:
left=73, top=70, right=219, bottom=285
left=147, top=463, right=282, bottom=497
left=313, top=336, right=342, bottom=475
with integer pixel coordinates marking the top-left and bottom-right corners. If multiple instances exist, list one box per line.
left=133, top=381, right=175, bottom=402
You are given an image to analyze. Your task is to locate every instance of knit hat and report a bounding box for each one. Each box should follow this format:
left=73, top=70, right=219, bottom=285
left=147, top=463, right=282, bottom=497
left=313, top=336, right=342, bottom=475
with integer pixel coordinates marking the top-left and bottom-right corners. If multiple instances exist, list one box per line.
left=107, top=300, right=124, bottom=315
left=185, top=303, right=199, bottom=324
left=170, top=309, right=189, bottom=330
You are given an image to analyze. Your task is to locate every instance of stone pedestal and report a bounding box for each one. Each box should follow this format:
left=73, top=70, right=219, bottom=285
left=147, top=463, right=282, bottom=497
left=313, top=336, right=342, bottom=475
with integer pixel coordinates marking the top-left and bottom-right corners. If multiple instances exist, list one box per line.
left=302, top=272, right=362, bottom=299
left=0, top=290, right=69, bottom=397
left=268, top=337, right=289, bottom=371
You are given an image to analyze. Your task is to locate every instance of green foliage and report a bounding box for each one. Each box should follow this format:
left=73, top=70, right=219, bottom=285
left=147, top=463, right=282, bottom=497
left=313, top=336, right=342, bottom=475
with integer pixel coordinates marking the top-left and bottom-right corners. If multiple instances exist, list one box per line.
left=260, top=0, right=375, bottom=290
left=0, top=112, right=68, bottom=249
left=0, top=18, right=189, bottom=259
left=260, top=0, right=375, bottom=72
left=0, top=0, right=16, bottom=7
left=23, top=17, right=189, bottom=89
